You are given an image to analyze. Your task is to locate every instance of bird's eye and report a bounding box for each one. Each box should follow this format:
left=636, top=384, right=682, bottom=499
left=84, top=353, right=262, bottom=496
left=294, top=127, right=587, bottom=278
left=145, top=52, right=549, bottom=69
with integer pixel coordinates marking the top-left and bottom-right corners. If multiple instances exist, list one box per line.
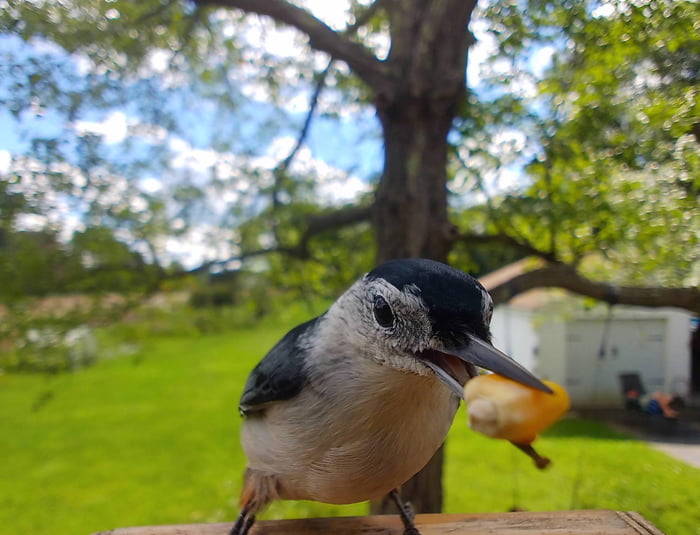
left=373, top=295, right=395, bottom=328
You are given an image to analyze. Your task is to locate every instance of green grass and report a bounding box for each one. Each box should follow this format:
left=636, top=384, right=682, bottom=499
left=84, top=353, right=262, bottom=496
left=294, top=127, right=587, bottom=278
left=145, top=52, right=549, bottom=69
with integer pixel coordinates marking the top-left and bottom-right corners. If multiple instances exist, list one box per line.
left=1, top=325, right=699, bottom=535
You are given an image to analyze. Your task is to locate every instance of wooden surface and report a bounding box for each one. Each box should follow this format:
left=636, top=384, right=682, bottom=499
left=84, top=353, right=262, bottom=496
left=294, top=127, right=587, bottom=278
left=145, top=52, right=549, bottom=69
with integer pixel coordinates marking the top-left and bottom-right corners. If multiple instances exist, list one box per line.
left=93, top=510, right=665, bottom=535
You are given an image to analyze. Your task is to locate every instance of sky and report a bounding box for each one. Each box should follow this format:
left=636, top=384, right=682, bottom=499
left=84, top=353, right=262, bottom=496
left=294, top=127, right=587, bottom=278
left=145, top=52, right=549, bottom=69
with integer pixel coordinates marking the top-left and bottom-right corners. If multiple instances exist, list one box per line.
left=0, top=1, right=556, bottom=269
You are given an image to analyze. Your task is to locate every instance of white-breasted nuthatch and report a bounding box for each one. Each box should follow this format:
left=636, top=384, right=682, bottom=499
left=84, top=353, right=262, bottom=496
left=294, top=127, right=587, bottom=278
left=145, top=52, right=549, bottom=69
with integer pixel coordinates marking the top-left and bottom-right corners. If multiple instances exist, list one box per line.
left=230, top=258, right=551, bottom=535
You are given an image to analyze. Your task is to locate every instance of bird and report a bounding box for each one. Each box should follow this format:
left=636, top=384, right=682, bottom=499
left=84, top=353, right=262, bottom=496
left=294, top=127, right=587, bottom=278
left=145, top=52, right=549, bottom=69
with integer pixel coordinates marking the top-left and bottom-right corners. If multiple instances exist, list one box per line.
left=230, top=258, right=551, bottom=535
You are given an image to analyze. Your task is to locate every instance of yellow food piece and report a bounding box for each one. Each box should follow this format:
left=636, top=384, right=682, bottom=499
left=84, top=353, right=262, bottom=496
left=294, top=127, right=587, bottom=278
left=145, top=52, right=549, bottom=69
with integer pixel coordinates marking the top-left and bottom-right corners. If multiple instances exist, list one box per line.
left=463, top=374, right=570, bottom=444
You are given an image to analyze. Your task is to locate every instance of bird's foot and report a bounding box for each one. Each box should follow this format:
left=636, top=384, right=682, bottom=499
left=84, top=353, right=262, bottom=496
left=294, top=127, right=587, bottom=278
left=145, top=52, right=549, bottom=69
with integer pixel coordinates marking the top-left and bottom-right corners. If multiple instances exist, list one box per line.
left=229, top=503, right=256, bottom=535
left=401, top=500, right=416, bottom=522
left=401, top=508, right=420, bottom=535
left=240, top=515, right=256, bottom=535
left=229, top=515, right=255, bottom=535
left=389, top=489, right=421, bottom=535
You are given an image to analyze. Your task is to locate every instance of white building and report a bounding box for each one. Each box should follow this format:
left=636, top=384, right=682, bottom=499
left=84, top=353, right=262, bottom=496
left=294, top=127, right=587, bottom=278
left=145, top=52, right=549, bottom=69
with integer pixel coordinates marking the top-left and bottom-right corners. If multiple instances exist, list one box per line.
left=480, top=261, right=695, bottom=407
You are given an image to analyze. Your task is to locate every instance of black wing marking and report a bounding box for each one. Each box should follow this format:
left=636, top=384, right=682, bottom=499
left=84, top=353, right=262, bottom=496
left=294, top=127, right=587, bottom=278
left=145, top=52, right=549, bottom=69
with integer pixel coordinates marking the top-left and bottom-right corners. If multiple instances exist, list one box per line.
left=239, top=317, right=320, bottom=416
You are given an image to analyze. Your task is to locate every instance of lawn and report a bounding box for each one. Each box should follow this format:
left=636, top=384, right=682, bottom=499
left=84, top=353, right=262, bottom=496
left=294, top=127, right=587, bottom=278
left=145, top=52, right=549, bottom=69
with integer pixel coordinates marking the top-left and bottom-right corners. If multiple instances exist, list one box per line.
left=1, top=324, right=699, bottom=535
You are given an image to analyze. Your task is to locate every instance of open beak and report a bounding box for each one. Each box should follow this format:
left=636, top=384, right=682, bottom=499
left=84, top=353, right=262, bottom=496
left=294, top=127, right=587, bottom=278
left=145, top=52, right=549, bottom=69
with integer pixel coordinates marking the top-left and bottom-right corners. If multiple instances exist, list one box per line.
left=417, top=334, right=552, bottom=398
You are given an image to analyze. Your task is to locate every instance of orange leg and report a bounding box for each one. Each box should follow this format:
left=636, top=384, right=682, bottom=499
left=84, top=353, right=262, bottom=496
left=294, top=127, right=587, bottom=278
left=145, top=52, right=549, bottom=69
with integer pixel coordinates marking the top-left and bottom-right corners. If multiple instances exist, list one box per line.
left=229, top=469, right=277, bottom=535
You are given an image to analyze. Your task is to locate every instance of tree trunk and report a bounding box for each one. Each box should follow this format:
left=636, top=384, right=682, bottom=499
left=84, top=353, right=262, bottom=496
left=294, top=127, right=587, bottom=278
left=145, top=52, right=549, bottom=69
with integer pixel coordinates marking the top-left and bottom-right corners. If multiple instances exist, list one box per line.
left=373, top=95, right=456, bottom=263
left=370, top=0, right=477, bottom=513
left=370, top=97, right=454, bottom=515
left=196, top=0, right=479, bottom=516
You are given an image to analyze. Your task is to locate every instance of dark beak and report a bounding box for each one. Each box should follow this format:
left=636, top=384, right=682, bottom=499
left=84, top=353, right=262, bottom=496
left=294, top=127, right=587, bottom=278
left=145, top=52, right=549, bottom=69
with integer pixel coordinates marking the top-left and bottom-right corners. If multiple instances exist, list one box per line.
left=418, top=334, right=553, bottom=398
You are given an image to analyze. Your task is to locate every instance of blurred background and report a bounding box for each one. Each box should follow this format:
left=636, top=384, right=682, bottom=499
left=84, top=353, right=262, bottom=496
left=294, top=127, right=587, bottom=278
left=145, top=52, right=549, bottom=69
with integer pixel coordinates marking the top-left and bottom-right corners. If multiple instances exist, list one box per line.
left=0, top=1, right=699, bottom=534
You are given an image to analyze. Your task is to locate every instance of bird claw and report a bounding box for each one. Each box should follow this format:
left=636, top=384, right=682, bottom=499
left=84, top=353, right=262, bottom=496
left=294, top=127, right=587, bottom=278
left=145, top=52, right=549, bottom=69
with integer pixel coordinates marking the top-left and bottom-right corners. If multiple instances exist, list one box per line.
left=229, top=502, right=256, bottom=535
left=229, top=516, right=255, bottom=535
left=389, top=489, right=421, bottom=535
left=402, top=500, right=416, bottom=522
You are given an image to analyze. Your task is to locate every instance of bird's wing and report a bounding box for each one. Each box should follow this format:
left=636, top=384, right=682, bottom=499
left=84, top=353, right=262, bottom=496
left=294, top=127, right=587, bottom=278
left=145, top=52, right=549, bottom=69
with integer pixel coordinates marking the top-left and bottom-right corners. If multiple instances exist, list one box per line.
left=239, top=317, right=319, bottom=415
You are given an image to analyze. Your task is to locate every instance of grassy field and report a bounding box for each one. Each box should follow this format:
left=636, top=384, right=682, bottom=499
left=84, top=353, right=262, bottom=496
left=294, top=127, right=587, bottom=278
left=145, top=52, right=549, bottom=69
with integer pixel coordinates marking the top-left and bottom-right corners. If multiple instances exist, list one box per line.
left=2, top=324, right=699, bottom=535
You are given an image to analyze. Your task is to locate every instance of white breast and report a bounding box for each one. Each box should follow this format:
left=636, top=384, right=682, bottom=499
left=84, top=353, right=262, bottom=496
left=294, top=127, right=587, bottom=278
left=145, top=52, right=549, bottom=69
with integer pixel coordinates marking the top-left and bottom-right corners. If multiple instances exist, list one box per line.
left=241, top=360, right=458, bottom=504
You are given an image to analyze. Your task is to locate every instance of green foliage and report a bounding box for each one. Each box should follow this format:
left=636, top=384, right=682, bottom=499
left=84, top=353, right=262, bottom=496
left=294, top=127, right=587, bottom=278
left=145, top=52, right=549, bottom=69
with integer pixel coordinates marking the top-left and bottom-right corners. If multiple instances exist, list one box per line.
left=0, top=225, right=161, bottom=301
left=0, top=298, right=117, bottom=373
left=0, top=230, right=70, bottom=299
left=189, top=283, right=237, bottom=308
left=0, top=325, right=98, bottom=374
left=448, top=235, right=525, bottom=279
left=466, top=0, right=700, bottom=287
left=1, top=326, right=698, bottom=535
left=0, top=284, right=331, bottom=374
left=0, top=1, right=379, bottom=296
left=1, top=0, right=698, bottom=301
left=1, top=1, right=196, bottom=71
left=237, top=200, right=376, bottom=301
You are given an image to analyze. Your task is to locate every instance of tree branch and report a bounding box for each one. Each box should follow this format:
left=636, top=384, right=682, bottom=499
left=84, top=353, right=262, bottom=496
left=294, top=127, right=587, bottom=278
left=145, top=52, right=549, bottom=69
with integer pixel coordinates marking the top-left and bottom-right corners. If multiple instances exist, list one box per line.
left=271, top=58, right=333, bottom=211
left=192, top=0, right=387, bottom=87
left=455, top=232, right=560, bottom=263
left=184, top=245, right=301, bottom=276
left=183, top=204, right=373, bottom=276
left=297, top=204, right=372, bottom=256
left=343, top=0, right=387, bottom=34
left=453, top=150, right=553, bottom=259
left=271, top=0, right=386, bottom=206
left=486, top=263, right=700, bottom=314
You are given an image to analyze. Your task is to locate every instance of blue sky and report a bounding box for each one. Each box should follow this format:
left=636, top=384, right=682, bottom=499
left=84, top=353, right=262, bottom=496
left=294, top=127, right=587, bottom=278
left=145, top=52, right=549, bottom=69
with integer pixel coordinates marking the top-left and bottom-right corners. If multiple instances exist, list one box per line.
left=0, top=8, right=557, bottom=267
left=0, top=31, right=384, bottom=181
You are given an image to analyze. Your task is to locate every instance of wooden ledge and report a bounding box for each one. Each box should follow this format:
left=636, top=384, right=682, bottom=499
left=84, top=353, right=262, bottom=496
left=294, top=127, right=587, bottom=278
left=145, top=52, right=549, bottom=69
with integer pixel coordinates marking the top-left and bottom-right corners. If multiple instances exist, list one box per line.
left=93, top=510, right=665, bottom=535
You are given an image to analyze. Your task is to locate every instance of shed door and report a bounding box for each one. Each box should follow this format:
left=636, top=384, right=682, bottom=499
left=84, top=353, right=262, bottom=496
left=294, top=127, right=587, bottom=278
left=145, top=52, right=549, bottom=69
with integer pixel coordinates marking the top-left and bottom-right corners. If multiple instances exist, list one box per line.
left=565, top=319, right=665, bottom=406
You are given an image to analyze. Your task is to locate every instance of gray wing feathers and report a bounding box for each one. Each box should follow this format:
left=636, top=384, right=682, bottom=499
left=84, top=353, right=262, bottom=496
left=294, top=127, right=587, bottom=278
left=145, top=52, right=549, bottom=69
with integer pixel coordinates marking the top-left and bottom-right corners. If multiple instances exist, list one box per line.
left=239, top=317, right=319, bottom=415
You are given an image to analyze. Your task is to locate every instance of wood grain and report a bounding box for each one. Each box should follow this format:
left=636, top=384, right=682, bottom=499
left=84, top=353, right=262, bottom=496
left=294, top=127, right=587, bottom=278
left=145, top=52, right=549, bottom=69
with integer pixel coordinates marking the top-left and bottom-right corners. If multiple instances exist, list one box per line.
left=92, top=510, right=665, bottom=535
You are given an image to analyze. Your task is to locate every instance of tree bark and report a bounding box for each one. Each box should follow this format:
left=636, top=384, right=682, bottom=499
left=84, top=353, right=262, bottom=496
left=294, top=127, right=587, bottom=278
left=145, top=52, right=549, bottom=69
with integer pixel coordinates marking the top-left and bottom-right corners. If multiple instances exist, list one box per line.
left=487, top=263, right=700, bottom=313
left=369, top=0, right=478, bottom=514
left=373, top=96, right=456, bottom=263
left=197, top=0, right=479, bottom=515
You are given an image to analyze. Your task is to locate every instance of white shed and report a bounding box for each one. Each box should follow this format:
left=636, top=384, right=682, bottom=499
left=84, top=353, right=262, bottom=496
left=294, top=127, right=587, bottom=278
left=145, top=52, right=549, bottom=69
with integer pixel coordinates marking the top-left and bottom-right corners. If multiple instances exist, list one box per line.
left=480, top=261, right=694, bottom=408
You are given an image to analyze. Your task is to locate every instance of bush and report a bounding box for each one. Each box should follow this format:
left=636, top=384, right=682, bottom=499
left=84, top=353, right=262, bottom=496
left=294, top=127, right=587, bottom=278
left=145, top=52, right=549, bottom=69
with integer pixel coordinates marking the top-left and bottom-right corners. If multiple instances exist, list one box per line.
left=0, top=324, right=98, bottom=373
left=189, top=284, right=237, bottom=308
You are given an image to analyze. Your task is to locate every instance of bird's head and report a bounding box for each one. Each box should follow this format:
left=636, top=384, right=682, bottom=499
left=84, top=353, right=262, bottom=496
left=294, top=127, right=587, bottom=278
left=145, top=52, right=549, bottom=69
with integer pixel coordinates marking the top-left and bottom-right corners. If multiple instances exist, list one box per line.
left=328, top=258, right=551, bottom=396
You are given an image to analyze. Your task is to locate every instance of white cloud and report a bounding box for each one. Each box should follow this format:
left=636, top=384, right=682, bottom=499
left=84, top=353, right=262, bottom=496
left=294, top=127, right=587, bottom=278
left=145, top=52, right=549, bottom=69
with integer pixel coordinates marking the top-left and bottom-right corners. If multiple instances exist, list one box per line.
left=262, top=138, right=369, bottom=204
left=146, top=49, right=172, bottom=74
left=490, top=128, right=527, bottom=156
left=139, top=177, right=163, bottom=194
left=317, top=174, right=368, bottom=204
left=530, top=45, right=555, bottom=78
left=592, top=2, right=616, bottom=18
left=14, top=213, right=46, bottom=232
left=0, top=150, right=11, bottom=174
left=467, top=18, right=497, bottom=88
left=299, top=0, right=354, bottom=30
left=73, top=111, right=128, bottom=144
left=163, top=224, right=238, bottom=269
left=57, top=212, right=85, bottom=242
left=72, top=112, right=169, bottom=146
left=264, top=136, right=297, bottom=161
left=168, top=138, right=225, bottom=181
left=165, top=131, right=369, bottom=217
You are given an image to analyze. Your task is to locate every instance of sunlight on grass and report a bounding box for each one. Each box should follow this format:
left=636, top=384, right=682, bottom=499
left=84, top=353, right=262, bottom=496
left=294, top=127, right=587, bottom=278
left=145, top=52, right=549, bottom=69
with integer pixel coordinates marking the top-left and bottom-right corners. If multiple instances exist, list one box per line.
left=1, top=326, right=699, bottom=535
left=446, top=413, right=700, bottom=534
